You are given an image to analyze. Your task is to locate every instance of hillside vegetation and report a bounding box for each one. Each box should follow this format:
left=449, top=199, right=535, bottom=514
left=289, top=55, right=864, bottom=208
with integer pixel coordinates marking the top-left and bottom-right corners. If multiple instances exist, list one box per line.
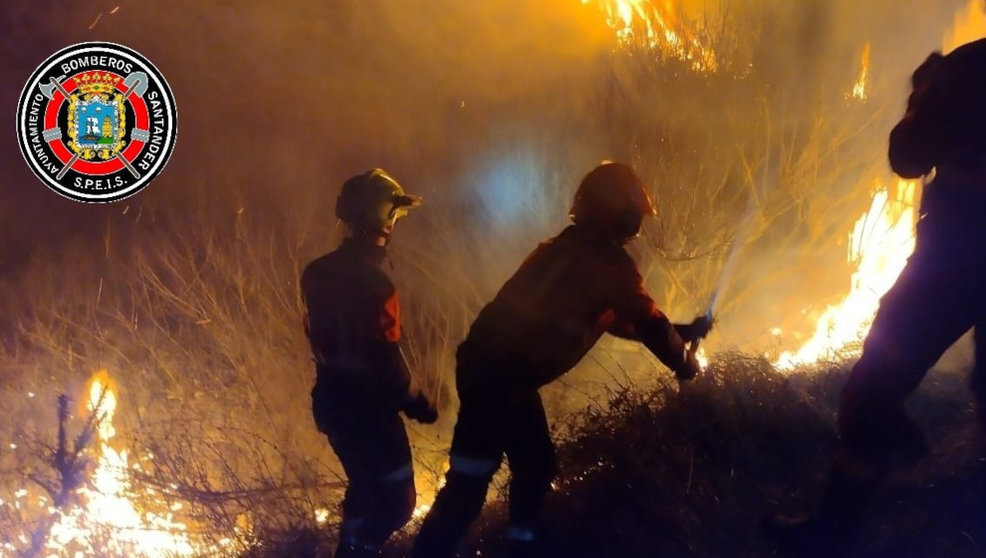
left=254, top=353, right=986, bottom=557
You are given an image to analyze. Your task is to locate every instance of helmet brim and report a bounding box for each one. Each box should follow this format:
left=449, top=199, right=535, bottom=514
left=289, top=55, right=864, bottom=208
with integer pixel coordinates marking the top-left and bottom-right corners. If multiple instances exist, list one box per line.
left=389, top=194, right=423, bottom=220
left=394, top=194, right=423, bottom=209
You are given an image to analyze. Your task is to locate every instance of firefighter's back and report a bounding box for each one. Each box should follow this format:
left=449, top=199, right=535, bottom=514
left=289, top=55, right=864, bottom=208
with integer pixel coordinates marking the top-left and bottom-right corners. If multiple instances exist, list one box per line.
left=302, top=240, right=399, bottom=379
left=457, top=225, right=640, bottom=392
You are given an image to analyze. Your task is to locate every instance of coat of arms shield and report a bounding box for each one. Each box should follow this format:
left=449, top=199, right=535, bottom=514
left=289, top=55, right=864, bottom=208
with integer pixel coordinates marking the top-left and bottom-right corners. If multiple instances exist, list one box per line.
left=75, top=96, right=120, bottom=148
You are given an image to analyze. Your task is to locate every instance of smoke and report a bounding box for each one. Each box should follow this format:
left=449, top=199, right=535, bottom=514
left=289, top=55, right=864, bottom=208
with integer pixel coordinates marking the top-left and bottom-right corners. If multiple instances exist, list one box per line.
left=5, top=4, right=986, bottom=549
left=3, top=0, right=981, bottom=373
left=1, top=0, right=984, bottom=496
left=2, top=0, right=981, bottom=359
left=0, top=1, right=971, bottom=222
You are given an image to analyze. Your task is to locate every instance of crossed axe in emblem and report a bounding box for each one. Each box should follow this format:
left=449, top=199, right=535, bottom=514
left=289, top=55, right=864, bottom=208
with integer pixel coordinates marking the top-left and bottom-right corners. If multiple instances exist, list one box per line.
left=42, top=72, right=150, bottom=181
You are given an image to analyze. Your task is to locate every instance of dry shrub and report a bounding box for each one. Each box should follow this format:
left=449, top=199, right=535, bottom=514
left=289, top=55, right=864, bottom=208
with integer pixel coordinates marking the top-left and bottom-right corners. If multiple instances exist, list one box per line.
left=0, top=1, right=959, bottom=554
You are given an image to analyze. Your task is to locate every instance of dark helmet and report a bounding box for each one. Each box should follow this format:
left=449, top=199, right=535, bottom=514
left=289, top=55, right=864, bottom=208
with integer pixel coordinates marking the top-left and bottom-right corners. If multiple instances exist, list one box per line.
left=889, top=38, right=986, bottom=178
left=336, top=168, right=422, bottom=236
left=570, top=162, right=656, bottom=242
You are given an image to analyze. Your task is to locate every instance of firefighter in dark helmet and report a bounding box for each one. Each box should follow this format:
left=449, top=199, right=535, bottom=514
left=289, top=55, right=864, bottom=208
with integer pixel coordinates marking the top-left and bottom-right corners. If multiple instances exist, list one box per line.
left=302, top=168, right=437, bottom=558
left=413, top=162, right=711, bottom=557
left=769, top=39, right=986, bottom=552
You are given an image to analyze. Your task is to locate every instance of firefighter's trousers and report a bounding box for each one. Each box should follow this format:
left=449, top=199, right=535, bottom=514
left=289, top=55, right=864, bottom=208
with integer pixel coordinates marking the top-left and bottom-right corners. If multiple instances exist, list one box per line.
left=312, top=381, right=416, bottom=556
left=839, top=214, right=986, bottom=468
left=815, top=221, right=986, bottom=541
left=413, top=389, right=555, bottom=558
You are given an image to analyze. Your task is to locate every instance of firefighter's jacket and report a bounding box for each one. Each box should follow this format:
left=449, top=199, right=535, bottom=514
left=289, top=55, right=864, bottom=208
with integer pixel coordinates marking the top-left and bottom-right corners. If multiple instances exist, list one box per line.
left=302, top=238, right=411, bottom=412
left=457, top=225, right=691, bottom=395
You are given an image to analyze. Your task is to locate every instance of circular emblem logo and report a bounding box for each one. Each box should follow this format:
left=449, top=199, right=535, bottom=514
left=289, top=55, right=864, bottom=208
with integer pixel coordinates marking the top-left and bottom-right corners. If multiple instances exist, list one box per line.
left=16, top=42, right=177, bottom=203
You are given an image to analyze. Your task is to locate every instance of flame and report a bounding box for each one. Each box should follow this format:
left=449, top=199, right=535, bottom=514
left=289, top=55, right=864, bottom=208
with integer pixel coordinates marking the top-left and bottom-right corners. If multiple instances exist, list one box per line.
left=695, top=347, right=709, bottom=369
left=412, top=503, right=432, bottom=520
left=848, top=42, right=870, bottom=101
left=775, top=180, right=919, bottom=370
left=1, top=371, right=243, bottom=557
left=581, top=0, right=717, bottom=71
left=411, top=457, right=450, bottom=522
left=943, top=0, right=986, bottom=54
left=86, top=370, right=117, bottom=442
left=43, top=372, right=199, bottom=556
left=776, top=0, right=977, bottom=369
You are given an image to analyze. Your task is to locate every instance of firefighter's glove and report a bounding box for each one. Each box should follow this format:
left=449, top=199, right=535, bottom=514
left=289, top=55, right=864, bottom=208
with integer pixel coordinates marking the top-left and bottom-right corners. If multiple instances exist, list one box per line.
left=676, top=347, right=703, bottom=381
left=404, top=392, right=438, bottom=424
left=676, top=315, right=714, bottom=344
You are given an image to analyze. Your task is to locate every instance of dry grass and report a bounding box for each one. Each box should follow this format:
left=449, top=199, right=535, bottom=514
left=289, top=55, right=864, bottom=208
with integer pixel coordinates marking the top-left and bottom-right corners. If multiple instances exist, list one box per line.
left=0, top=1, right=946, bottom=554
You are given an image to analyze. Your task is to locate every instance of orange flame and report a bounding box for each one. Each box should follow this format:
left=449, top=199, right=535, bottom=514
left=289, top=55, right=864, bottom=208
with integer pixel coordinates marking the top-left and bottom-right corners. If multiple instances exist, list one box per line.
left=848, top=42, right=870, bottom=101
left=0, top=370, right=247, bottom=557
left=943, top=0, right=986, bottom=53
left=43, top=371, right=200, bottom=556
left=582, top=0, right=717, bottom=71
left=412, top=457, right=450, bottom=521
left=776, top=0, right=978, bottom=370
left=775, top=180, right=919, bottom=370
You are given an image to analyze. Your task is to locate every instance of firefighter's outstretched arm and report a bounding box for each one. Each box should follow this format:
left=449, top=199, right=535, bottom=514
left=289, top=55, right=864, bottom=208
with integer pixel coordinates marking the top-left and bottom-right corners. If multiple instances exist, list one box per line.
left=674, top=314, right=714, bottom=344
left=638, top=314, right=702, bottom=380
left=612, top=264, right=702, bottom=379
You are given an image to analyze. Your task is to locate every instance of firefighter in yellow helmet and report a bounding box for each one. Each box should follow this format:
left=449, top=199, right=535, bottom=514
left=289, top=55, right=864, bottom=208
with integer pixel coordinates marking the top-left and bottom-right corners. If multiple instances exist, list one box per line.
left=413, top=162, right=711, bottom=557
left=301, top=168, right=437, bottom=558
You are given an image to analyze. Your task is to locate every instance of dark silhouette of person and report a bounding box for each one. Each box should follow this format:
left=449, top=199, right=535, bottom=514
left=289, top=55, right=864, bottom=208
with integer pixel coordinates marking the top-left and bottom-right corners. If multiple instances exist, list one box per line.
left=302, top=169, right=438, bottom=558
left=771, top=38, right=986, bottom=551
left=412, top=162, right=711, bottom=557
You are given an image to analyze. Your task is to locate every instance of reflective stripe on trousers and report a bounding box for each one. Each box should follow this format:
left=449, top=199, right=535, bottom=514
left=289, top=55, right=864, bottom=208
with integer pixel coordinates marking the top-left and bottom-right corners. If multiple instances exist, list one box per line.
left=505, top=525, right=536, bottom=542
left=383, top=462, right=413, bottom=483
left=449, top=453, right=499, bottom=477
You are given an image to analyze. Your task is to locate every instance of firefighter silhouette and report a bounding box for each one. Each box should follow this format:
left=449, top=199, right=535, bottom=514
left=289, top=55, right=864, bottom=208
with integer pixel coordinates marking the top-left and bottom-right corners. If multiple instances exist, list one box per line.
left=301, top=169, right=436, bottom=558
left=413, top=162, right=712, bottom=557
left=770, top=38, right=986, bottom=551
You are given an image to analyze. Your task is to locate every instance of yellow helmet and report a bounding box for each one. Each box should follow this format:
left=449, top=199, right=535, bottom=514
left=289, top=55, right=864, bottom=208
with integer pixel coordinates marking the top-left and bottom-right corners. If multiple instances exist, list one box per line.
left=336, top=168, right=422, bottom=236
